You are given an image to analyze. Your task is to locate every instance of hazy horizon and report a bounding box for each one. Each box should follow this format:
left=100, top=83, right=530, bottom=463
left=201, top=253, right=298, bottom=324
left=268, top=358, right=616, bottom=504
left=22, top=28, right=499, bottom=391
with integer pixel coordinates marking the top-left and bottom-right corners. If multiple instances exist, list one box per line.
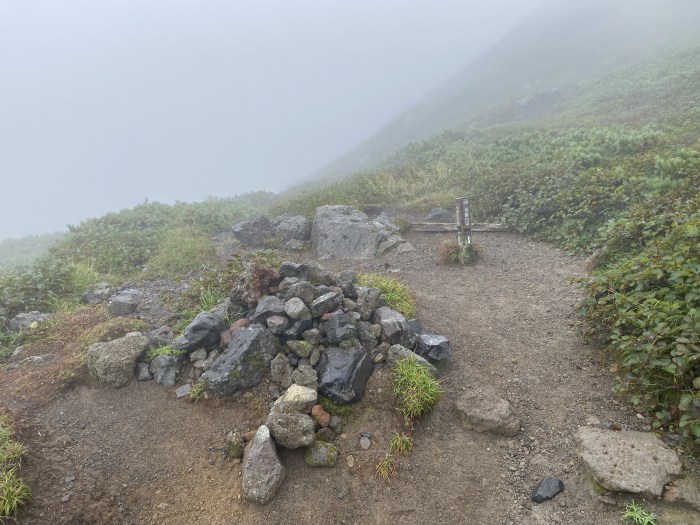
left=0, top=0, right=545, bottom=241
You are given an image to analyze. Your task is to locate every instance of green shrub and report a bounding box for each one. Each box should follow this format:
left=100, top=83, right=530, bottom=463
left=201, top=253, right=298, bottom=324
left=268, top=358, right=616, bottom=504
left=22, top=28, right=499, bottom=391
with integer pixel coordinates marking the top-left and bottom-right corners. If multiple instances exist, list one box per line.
left=393, top=355, right=443, bottom=427
left=144, top=345, right=185, bottom=363
left=144, top=226, right=222, bottom=281
left=356, top=273, right=417, bottom=319
left=0, top=415, right=31, bottom=522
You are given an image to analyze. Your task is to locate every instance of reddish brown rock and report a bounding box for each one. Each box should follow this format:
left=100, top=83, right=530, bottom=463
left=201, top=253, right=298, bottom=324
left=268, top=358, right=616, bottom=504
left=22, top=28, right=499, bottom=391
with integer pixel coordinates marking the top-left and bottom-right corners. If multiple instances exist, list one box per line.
left=311, top=404, right=331, bottom=428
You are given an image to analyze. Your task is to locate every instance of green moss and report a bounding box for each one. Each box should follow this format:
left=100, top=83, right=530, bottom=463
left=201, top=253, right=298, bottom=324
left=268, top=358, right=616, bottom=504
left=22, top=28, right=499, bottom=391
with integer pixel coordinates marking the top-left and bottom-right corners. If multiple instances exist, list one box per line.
left=318, top=395, right=353, bottom=418
left=144, top=345, right=185, bottom=363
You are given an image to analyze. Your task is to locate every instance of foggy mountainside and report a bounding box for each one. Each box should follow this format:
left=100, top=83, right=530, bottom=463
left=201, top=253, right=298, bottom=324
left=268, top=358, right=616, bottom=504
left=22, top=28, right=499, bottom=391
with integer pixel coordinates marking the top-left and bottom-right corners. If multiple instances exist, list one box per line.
left=310, top=0, right=700, bottom=181
left=2, top=1, right=700, bottom=523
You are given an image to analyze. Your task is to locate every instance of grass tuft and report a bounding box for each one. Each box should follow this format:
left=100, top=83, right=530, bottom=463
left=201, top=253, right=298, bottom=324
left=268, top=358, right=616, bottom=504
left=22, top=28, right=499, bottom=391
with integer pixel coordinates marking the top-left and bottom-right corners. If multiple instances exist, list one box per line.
left=621, top=501, right=658, bottom=525
left=388, top=432, right=413, bottom=456
left=393, top=355, right=443, bottom=427
left=144, top=345, right=185, bottom=364
left=356, top=273, right=417, bottom=318
left=189, top=381, right=207, bottom=403
left=375, top=454, right=396, bottom=481
left=0, top=415, right=31, bottom=522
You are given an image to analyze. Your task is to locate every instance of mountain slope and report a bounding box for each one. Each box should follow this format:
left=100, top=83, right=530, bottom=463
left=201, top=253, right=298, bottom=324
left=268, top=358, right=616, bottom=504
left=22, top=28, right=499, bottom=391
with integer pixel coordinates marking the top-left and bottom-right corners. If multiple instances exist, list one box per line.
left=310, top=0, right=700, bottom=181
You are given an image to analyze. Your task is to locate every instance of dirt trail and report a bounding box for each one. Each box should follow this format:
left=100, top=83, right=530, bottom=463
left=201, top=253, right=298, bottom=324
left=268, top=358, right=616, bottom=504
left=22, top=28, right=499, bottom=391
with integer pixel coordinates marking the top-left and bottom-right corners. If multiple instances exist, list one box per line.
left=7, top=231, right=697, bottom=524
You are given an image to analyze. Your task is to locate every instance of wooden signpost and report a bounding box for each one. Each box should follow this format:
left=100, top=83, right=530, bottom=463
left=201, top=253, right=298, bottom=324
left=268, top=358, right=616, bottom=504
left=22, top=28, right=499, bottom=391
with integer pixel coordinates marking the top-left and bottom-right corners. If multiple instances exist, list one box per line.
left=456, top=197, right=472, bottom=265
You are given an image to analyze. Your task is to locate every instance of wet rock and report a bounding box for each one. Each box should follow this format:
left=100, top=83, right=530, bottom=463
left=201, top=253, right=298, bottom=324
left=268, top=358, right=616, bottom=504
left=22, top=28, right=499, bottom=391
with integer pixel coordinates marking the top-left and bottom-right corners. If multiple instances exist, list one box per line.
left=108, top=289, right=141, bottom=315
left=316, top=346, right=374, bottom=405
left=284, top=297, right=311, bottom=321
left=357, top=321, right=379, bottom=350
left=372, top=306, right=408, bottom=344
left=86, top=333, right=150, bottom=387
left=172, top=312, right=228, bottom=352
left=322, top=313, right=357, bottom=345
left=531, top=476, right=565, bottom=503
left=310, top=292, right=343, bottom=318
left=575, top=427, right=682, bottom=497
left=201, top=325, right=281, bottom=396
left=415, top=333, right=452, bottom=363
left=453, top=383, right=520, bottom=436
left=250, top=296, right=285, bottom=324
left=150, top=355, right=180, bottom=387
left=357, top=287, right=383, bottom=321
left=242, top=425, right=286, bottom=504
left=284, top=319, right=314, bottom=339
left=386, top=344, right=438, bottom=377
left=305, top=441, right=339, bottom=467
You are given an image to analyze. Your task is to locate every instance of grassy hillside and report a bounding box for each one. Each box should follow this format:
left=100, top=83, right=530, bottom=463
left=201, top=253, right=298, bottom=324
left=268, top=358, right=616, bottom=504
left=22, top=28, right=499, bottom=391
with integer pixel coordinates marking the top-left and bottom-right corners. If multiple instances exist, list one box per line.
left=311, top=0, right=700, bottom=181
left=276, top=43, right=700, bottom=440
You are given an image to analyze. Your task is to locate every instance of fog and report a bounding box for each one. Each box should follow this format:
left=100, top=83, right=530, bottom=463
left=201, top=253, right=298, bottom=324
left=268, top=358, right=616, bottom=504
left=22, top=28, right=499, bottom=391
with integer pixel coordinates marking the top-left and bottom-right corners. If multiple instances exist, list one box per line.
left=0, top=0, right=544, bottom=240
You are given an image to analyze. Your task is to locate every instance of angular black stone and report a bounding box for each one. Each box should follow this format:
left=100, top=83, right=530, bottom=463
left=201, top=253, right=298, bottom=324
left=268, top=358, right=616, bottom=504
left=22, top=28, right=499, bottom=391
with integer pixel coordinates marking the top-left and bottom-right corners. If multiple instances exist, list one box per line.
left=310, top=292, right=343, bottom=318
left=284, top=319, right=314, bottom=339
left=171, top=311, right=228, bottom=352
left=531, top=476, right=565, bottom=503
left=250, top=296, right=285, bottom=324
left=316, top=347, right=373, bottom=405
left=415, top=333, right=453, bottom=363
left=322, top=313, right=357, bottom=345
left=279, top=262, right=308, bottom=280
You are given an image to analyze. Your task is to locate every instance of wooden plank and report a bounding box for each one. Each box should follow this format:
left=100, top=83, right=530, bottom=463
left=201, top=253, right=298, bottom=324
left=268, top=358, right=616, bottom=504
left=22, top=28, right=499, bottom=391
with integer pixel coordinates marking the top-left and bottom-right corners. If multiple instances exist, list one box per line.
left=409, top=222, right=510, bottom=233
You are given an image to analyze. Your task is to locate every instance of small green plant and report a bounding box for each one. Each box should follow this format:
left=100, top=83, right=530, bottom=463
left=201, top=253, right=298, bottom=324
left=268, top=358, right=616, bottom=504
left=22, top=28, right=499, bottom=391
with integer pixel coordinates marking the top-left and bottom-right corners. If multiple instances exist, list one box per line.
left=393, top=355, right=443, bottom=427
left=318, top=395, right=353, bottom=418
left=198, top=285, right=223, bottom=312
left=375, top=454, right=396, bottom=481
left=0, top=415, right=31, bottom=522
left=388, top=432, right=413, bottom=456
left=189, top=381, right=207, bottom=403
left=622, top=500, right=658, bottom=525
left=144, top=345, right=185, bottom=363
left=356, top=273, right=417, bottom=318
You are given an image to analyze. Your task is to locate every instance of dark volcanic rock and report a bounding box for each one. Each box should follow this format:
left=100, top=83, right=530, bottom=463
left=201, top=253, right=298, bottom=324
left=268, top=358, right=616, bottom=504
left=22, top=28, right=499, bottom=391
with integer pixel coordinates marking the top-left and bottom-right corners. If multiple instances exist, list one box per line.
left=171, top=312, right=228, bottom=352
left=415, top=333, right=453, bottom=363
left=372, top=306, right=408, bottom=344
left=284, top=282, right=317, bottom=306
left=357, top=287, right=383, bottom=321
left=250, top=296, right=285, bottom=324
left=310, top=292, right=343, bottom=318
left=108, top=289, right=141, bottom=315
left=316, top=347, right=374, bottom=405
left=151, top=355, right=180, bottom=387
left=8, top=311, right=52, bottom=332
left=322, top=313, right=357, bottom=345
left=531, top=477, right=565, bottom=503
left=201, top=324, right=280, bottom=396
left=285, top=319, right=314, bottom=339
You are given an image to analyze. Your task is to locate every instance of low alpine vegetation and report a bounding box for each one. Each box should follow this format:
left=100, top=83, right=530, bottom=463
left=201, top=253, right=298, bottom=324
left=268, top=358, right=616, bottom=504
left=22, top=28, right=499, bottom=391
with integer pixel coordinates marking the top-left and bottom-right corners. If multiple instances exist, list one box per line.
left=393, top=355, right=443, bottom=428
left=375, top=454, right=397, bottom=481
left=0, top=415, right=31, bottom=522
left=356, top=273, right=417, bottom=319
left=388, top=432, right=413, bottom=456
left=621, top=500, right=658, bottom=525
left=144, top=345, right=185, bottom=363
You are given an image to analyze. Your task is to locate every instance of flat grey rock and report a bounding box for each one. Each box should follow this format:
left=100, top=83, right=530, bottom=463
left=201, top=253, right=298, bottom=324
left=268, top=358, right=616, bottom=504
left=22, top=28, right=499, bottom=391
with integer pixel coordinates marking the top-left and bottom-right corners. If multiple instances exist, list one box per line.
left=575, top=427, right=682, bottom=497
left=453, top=384, right=520, bottom=437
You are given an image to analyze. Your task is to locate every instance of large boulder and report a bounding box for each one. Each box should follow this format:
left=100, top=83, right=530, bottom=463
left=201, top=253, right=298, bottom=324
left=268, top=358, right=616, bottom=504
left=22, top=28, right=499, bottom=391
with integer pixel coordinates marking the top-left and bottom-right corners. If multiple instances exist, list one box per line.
left=108, top=289, right=141, bottom=315
left=316, top=346, right=374, bottom=405
left=242, top=425, right=286, bottom=504
left=271, top=214, right=312, bottom=241
left=86, top=333, right=150, bottom=387
left=8, top=311, right=52, bottom=332
left=81, top=282, right=113, bottom=305
left=321, top=313, right=357, bottom=345
left=171, top=312, right=228, bottom=352
left=453, top=384, right=520, bottom=437
left=232, top=215, right=274, bottom=248
left=201, top=324, right=280, bottom=395
left=311, top=205, right=386, bottom=260
left=575, top=427, right=682, bottom=497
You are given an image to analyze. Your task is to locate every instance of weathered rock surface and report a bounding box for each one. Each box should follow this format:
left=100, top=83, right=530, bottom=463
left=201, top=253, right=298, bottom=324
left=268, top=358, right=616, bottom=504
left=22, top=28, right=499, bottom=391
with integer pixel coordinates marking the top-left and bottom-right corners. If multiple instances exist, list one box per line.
left=109, top=289, right=141, bottom=315
left=316, top=346, right=373, bottom=405
left=575, top=427, right=682, bottom=497
left=135, top=362, right=153, bottom=381
left=322, top=313, right=357, bottom=345
left=171, top=312, right=228, bottom=352
left=8, top=311, right=52, bottom=332
left=201, top=325, right=280, bottom=395
left=305, top=441, right=339, bottom=467
left=663, top=478, right=700, bottom=511
left=250, top=296, right=285, bottom=324
left=311, top=205, right=385, bottom=260
left=266, top=410, right=316, bottom=449
left=271, top=214, right=312, bottom=241
left=266, top=315, right=289, bottom=335
left=310, top=292, right=343, bottom=318
left=270, top=353, right=293, bottom=388
left=81, top=282, right=113, bottom=305
left=272, top=384, right=317, bottom=414
left=284, top=297, right=311, bottom=321
left=291, top=365, right=318, bottom=390
left=284, top=281, right=317, bottom=306
left=357, top=287, right=383, bottom=321
left=531, top=476, right=565, bottom=503
left=226, top=430, right=245, bottom=459
left=86, top=333, right=150, bottom=387
left=242, top=425, right=286, bottom=504
left=151, top=354, right=179, bottom=386
left=453, top=384, right=520, bottom=436
left=386, top=344, right=438, bottom=377
left=232, top=215, right=274, bottom=248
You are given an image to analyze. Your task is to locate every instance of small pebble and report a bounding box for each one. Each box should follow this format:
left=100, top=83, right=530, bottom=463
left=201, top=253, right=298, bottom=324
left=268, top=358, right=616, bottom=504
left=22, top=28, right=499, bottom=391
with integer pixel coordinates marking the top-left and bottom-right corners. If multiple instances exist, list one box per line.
left=61, top=495, right=70, bottom=503
left=346, top=455, right=355, bottom=468
left=64, top=475, right=76, bottom=483
left=360, top=436, right=371, bottom=450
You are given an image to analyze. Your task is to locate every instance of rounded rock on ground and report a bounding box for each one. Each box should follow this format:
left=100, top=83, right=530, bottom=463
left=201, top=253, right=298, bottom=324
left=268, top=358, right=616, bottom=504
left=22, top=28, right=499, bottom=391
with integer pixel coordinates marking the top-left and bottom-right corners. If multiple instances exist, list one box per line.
left=305, top=441, right=339, bottom=467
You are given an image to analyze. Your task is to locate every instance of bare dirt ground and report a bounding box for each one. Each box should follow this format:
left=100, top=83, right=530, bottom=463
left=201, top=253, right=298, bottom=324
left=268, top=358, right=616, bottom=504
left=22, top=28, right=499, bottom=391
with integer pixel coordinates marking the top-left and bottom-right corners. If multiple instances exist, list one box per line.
left=4, top=230, right=699, bottom=525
